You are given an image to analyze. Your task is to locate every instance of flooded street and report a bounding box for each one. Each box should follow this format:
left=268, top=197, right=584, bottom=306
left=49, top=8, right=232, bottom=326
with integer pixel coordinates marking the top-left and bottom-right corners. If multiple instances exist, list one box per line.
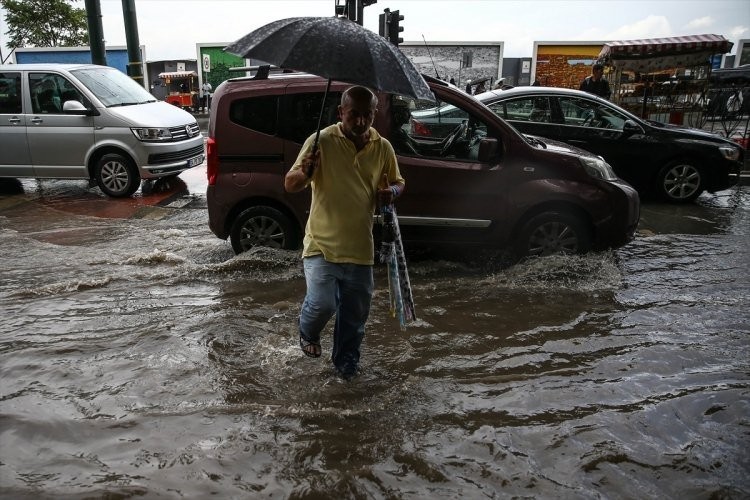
left=1, top=178, right=749, bottom=498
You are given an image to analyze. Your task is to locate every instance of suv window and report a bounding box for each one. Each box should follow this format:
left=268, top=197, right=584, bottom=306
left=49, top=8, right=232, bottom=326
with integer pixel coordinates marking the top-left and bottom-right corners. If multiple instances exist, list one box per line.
left=394, top=94, right=489, bottom=161
left=0, top=72, right=21, bottom=114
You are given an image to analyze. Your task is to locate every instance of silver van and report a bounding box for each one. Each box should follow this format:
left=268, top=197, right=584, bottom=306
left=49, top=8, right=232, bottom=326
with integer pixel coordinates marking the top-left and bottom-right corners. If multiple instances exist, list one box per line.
left=0, top=63, right=204, bottom=197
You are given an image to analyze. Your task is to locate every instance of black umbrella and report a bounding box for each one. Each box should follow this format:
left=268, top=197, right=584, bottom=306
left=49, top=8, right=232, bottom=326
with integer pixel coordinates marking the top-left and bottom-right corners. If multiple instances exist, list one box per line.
left=224, top=16, right=435, bottom=149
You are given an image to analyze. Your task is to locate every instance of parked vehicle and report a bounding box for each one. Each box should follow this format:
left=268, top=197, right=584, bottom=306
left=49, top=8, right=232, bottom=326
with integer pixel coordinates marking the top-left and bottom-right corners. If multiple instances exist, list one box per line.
left=206, top=71, right=640, bottom=260
left=158, top=70, right=200, bottom=112
left=472, top=86, right=743, bottom=203
left=0, top=64, right=204, bottom=197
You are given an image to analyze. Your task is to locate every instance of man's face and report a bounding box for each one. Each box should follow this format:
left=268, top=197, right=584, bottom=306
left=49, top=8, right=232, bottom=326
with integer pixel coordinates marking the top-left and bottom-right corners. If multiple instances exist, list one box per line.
left=339, top=96, right=376, bottom=137
left=593, top=67, right=604, bottom=80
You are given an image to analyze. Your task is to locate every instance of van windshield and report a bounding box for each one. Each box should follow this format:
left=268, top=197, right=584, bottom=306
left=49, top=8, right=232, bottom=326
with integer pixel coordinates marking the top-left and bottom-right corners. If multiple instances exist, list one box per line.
left=71, top=67, right=157, bottom=107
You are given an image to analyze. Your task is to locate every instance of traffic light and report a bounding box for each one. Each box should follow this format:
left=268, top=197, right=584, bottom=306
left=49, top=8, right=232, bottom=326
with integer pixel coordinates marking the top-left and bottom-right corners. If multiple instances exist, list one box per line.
left=388, top=9, right=404, bottom=46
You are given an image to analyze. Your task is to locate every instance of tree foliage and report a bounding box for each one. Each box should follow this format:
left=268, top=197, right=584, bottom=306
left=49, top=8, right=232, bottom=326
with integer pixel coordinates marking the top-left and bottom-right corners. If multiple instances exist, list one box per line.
left=1, top=0, right=89, bottom=48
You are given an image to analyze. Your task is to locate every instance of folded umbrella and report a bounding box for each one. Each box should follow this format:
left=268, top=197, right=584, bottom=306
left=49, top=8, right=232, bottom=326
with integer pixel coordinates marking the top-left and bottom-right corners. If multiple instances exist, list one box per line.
left=379, top=203, right=416, bottom=329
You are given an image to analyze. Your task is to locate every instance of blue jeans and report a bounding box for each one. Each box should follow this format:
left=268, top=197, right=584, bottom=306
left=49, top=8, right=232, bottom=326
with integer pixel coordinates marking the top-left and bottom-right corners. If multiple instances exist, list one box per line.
left=299, top=255, right=374, bottom=373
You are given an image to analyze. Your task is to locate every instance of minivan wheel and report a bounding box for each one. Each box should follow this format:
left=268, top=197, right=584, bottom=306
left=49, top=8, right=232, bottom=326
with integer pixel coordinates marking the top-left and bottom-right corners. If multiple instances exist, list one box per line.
left=94, top=153, right=140, bottom=197
left=657, top=159, right=704, bottom=203
left=516, top=211, right=592, bottom=259
left=230, top=206, right=298, bottom=254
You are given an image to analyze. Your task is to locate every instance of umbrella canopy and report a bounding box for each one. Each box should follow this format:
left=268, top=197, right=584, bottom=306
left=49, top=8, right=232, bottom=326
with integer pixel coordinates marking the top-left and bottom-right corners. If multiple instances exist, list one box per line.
left=598, top=34, right=733, bottom=73
left=224, top=16, right=434, bottom=102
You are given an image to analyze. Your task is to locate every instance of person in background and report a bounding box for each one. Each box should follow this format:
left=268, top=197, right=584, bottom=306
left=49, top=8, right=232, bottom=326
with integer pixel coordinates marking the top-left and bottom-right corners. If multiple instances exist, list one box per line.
left=284, top=86, right=405, bottom=380
left=580, top=63, right=611, bottom=99
left=201, top=80, right=212, bottom=111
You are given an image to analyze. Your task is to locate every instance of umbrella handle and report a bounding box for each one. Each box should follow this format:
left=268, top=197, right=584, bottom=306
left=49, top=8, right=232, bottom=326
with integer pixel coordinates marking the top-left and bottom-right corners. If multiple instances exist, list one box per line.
left=312, top=78, right=333, bottom=154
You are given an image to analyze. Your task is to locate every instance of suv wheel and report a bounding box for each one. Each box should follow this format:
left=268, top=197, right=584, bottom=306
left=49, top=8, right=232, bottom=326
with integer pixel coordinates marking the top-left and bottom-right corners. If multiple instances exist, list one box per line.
left=516, top=211, right=592, bottom=258
left=95, top=153, right=140, bottom=197
left=657, top=159, right=703, bottom=203
left=230, top=206, right=298, bottom=254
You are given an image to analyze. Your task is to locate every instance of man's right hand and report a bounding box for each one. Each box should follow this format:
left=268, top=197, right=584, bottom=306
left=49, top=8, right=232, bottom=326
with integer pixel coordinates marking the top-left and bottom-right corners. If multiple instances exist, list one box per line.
left=284, top=150, right=320, bottom=193
left=301, top=151, right=319, bottom=178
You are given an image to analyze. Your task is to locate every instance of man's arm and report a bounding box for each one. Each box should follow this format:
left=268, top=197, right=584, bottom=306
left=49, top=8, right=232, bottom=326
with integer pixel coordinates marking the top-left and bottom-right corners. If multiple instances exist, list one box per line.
left=284, top=150, right=318, bottom=193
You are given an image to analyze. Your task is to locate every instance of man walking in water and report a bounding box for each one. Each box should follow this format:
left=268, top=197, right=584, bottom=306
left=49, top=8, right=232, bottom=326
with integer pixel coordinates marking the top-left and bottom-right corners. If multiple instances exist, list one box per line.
left=284, top=86, right=405, bottom=380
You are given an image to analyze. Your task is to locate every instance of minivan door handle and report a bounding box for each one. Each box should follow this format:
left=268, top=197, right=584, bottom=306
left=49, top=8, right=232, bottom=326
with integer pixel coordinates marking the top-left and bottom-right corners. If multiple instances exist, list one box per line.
left=30, top=117, right=44, bottom=124
left=8, top=117, right=21, bottom=124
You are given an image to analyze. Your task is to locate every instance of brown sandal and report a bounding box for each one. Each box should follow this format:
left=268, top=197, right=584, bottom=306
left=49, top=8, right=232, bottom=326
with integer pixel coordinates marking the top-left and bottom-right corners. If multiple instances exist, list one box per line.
left=299, top=336, right=321, bottom=358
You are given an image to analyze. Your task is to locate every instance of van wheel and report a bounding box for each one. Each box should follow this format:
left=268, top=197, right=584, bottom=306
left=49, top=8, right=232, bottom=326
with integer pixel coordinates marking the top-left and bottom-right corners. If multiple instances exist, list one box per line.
left=230, top=206, right=298, bottom=254
left=515, top=211, right=592, bottom=259
left=657, top=159, right=703, bottom=203
left=94, top=153, right=140, bottom=197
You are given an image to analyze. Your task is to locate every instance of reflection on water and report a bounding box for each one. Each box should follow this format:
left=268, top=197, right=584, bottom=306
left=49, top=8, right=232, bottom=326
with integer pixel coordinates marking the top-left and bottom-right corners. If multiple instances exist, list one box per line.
left=1, top=188, right=749, bottom=498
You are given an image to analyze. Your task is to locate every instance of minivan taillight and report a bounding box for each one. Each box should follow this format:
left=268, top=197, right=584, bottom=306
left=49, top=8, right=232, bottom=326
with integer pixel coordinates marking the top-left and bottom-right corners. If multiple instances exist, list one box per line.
left=206, top=137, right=218, bottom=185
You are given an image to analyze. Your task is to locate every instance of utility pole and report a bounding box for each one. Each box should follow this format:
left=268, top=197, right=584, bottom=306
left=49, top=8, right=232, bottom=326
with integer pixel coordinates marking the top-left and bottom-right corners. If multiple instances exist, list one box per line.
left=84, top=0, right=107, bottom=65
left=121, top=0, right=143, bottom=85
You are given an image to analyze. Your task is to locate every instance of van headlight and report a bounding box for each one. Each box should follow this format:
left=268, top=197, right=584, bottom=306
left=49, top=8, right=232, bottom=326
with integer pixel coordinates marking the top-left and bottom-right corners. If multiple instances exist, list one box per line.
left=580, top=156, right=617, bottom=181
left=131, top=127, right=173, bottom=142
left=719, top=145, right=740, bottom=161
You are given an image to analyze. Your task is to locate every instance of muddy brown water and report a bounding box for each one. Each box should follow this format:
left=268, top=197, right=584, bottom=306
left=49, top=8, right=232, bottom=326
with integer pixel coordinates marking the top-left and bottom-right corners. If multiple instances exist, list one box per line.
left=1, top=185, right=748, bottom=498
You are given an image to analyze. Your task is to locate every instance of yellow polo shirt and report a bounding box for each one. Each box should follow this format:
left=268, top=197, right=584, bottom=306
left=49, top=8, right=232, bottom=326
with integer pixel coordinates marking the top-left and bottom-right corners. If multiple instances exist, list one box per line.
left=291, top=123, right=404, bottom=265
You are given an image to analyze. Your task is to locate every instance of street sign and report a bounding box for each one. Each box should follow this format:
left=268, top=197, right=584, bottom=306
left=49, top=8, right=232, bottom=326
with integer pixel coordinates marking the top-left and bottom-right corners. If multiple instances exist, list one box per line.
left=202, top=54, right=211, bottom=73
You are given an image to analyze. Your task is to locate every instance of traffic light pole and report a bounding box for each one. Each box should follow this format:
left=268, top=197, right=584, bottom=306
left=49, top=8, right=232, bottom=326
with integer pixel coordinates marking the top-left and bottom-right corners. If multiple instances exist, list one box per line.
left=335, top=0, right=377, bottom=25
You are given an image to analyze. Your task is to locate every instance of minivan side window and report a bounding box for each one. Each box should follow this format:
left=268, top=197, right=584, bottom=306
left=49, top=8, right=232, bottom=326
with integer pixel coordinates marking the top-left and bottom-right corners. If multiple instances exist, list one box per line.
left=229, top=92, right=342, bottom=145
left=0, top=72, right=21, bottom=114
left=30, top=73, right=85, bottom=114
left=279, top=92, right=342, bottom=145
left=230, top=95, right=278, bottom=136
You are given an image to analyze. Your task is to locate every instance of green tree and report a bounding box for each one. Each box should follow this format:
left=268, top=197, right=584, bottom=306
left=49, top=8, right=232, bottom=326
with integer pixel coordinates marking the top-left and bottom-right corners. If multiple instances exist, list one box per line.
left=1, top=0, right=89, bottom=49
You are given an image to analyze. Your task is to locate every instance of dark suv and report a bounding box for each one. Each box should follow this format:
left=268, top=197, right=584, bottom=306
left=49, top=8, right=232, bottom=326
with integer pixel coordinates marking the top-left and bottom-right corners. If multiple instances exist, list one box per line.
left=206, top=70, right=640, bottom=259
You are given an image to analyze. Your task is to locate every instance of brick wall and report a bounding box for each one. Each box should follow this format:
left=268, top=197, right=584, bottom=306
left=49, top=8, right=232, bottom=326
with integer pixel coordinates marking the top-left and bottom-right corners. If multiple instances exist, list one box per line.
left=535, top=54, right=597, bottom=89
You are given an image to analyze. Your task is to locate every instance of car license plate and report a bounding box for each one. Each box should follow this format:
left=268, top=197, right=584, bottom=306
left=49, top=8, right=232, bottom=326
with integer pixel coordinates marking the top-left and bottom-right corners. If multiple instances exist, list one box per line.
left=187, top=155, right=203, bottom=168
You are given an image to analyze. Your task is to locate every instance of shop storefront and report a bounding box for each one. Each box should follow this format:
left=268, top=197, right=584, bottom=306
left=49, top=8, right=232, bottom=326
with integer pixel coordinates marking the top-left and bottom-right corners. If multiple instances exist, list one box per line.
left=597, top=34, right=733, bottom=128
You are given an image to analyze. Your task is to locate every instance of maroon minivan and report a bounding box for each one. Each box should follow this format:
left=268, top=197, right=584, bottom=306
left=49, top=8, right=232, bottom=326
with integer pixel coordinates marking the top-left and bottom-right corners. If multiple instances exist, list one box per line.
left=206, top=70, right=639, bottom=260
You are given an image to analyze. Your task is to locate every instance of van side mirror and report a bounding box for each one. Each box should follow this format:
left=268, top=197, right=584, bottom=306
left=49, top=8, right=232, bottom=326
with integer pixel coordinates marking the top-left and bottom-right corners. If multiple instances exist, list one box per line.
left=622, top=119, right=643, bottom=136
left=63, top=100, right=96, bottom=116
left=478, top=137, right=499, bottom=162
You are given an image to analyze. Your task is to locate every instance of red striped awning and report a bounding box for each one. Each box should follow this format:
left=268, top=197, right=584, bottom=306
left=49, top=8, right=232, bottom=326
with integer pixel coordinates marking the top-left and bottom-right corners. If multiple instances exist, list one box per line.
left=598, top=34, right=732, bottom=72
left=158, top=71, right=198, bottom=79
